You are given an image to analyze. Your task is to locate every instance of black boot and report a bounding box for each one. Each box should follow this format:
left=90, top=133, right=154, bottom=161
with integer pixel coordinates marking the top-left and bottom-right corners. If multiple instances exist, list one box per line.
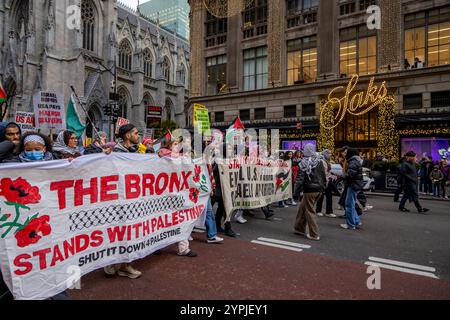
left=224, top=222, right=237, bottom=237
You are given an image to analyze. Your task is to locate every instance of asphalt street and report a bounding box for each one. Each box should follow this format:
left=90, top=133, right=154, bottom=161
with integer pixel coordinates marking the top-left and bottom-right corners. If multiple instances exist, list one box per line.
left=69, top=195, right=450, bottom=300
left=232, top=195, right=450, bottom=280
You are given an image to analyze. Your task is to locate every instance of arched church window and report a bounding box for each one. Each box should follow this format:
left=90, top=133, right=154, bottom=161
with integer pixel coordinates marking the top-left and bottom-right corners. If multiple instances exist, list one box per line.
left=143, top=49, right=153, bottom=78
left=162, top=57, right=171, bottom=83
left=81, top=0, right=96, bottom=52
left=117, top=88, right=129, bottom=119
left=119, top=40, right=133, bottom=71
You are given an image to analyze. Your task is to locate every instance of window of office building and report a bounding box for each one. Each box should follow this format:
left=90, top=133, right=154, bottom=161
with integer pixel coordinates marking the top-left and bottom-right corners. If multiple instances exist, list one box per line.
left=206, top=55, right=227, bottom=95
left=405, top=6, right=450, bottom=69
left=302, top=103, right=316, bottom=117
left=284, top=105, right=297, bottom=118
left=243, top=0, right=268, bottom=38
left=359, top=0, right=376, bottom=11
left=403, top=94, right=423, bottom=110
left=340, top=1, right=356, bottom=16
left=255, top=108, right=266, bottom=120
left=240, top=109, right=251, bottom=121
left=287, top=0, right=319, bottom=13
left=340, top=26, right=377, bottom=77
left=205, top=11, right=227, bottom=47
left=244, top=47, right=268, bottom=91
left=431, top=91, right=450, bottom=108
left=287, top=36, right=317, bottom=85
left=215, top=111, right=225, bottom=122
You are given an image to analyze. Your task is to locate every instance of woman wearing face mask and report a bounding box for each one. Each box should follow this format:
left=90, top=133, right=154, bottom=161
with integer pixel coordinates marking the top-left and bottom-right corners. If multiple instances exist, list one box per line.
left=5, top=132, right=53, bottom=163
left=52, top=130, right=82, bottom=160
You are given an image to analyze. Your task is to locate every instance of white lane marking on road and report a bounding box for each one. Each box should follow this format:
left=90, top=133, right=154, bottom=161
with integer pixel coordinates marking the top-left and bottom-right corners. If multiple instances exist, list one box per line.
left=257, top=237, right=312, bottom=249
left=364, top=262, right=439, bottom=279
left=368, top=257, right=436, bottom=272
left=251, top=240, right=303, bottom=252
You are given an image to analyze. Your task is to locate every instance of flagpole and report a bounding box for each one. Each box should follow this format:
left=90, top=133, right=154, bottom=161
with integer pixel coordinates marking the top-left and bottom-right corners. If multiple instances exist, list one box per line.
left=69, top=85, right=101, bottom=138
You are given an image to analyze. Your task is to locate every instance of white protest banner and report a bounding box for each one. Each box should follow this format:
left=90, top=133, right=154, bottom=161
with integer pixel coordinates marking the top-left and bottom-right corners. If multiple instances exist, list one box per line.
left=33, top=91, right=65, bottom=130
left=15, top=112, right=36, bottom=132
left=0, top=154, right=210, bottom=300
left=217, top=156, right=292, bottom=219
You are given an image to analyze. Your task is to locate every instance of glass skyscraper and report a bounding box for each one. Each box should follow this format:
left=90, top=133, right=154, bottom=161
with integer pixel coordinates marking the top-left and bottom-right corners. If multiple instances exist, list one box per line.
left=139, top=0, right=189, bottom=41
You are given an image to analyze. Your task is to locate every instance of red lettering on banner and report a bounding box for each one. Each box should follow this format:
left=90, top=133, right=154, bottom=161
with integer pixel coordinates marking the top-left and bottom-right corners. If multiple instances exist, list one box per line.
left=107, top=226, right=127, bottom=243
left=14, top=254, right=33, bottom=276
left=50, top=245, right=65, bottom=267
left=33, top=248, right=52, bottom=270
left=181, top=171, right=192, bottom=190
left=100, top=175, right=119, bottom=202
left=74, top=178, right=98, bottom=206
left=143, top=220, right=151, bottom=236
left=155, top=173, right=169, bottom=195
left=50, top=180, right=74, bottom=210
left=63, top=238, right=75, bottom=258
left=76, top=234, right=90, bottom=252
left=142, top=174, right=155, bottom=196
left=168, top=172, right=180, bottom=193
left=125, top=174, right=141, bottom=199
left=90, top=230, right=104, bottom=248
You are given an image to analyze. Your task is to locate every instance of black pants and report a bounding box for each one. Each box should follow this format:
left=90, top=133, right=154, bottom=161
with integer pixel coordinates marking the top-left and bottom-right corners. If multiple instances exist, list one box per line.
left=399, top=193, right=422, bottom=211
left=316, top=183, right=334, bottom=214
left=424, top=177, right=433, bottom=193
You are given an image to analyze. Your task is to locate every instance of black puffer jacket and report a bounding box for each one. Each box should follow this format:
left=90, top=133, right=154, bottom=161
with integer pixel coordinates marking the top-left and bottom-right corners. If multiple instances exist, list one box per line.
left=345, top=148, right=365, bottom=191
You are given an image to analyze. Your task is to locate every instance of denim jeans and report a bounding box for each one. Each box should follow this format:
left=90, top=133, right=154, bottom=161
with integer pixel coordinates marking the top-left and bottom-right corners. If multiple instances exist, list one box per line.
left=204, top=198, right=218, bottom=239
left=345, top=187, right=361, bottom=229
left=432, top=183, right=441, bottom=197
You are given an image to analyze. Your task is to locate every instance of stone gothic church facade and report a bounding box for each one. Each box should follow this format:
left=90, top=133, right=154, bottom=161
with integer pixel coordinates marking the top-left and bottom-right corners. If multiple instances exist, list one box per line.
left=0, top=0, right=190, bottom=137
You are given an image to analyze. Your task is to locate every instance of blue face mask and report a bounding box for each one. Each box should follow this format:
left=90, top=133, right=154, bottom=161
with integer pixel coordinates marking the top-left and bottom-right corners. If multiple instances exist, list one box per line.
left=25, top=151, right=45, bottom=161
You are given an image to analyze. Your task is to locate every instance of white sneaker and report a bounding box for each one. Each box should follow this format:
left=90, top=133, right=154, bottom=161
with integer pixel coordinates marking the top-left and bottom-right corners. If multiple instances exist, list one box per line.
left=189, top=236, right=194, bottom=241
left=306, top=234, right=321, bottom=241
left=325, top=213, right=337, bottom=218
left=291, top=200, right=298, bottom=205
left=117, top=265, right=142, bottom=279
left=104, top=265, right=117, bottom=276
left=236, top=216, right=247, bottom=224
left=207, top=236, right=224, bottom=244
left=317, top=212, right=324, bottom=217
left=363, top=205, right=373, bottom=211
left=340, top=224, right=356, bottom=230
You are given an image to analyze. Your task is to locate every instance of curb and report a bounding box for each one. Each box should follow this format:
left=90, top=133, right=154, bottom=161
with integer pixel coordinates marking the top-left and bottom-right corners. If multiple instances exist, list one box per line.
left=369, top=192, right=450, bottom=202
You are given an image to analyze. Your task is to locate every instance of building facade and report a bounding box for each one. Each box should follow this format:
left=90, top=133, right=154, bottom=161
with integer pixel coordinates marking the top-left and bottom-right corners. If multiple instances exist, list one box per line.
left=139, top=0, right=190, bottom=41
left=188, top=0, right=450, bottom=160
left=0, top=0, right=190, bottom=139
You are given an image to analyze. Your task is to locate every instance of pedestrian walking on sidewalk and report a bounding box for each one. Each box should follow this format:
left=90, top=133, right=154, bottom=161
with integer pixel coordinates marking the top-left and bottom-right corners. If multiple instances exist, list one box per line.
left=399, top=151, right=430, bottom=214
left=293, top=144, right=326, bottom=241
left=316, top=149, right=337, bottom=218
left=340, top=147, right=364, bottom=230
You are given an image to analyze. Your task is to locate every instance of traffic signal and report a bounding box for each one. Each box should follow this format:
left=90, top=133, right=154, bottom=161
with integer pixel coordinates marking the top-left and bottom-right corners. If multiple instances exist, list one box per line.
left=103, top=104, right=112, bottom=116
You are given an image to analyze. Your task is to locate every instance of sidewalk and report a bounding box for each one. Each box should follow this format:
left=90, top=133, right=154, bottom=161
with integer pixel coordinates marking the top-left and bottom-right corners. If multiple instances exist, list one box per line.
left=369, top=191, right=450, bottom=202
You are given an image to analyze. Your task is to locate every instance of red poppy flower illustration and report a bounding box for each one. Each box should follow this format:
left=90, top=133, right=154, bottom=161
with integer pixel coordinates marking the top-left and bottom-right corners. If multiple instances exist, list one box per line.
left=189, top=188, right=199, bottom=204
left=192, top=165, right=202, bottom=183
left=0, top=178, right=41, bottom=205
left=15, top=215, right=52, bottom=248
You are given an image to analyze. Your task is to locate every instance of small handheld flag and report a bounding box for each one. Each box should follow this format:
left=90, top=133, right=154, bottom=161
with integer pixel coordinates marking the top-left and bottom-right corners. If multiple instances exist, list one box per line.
left=0, top=83, right=7, bottom=104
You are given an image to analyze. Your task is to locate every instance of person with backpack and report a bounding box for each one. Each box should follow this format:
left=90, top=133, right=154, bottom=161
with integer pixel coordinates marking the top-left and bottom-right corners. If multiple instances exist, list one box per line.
left=293, top=143, right=326, bottom=241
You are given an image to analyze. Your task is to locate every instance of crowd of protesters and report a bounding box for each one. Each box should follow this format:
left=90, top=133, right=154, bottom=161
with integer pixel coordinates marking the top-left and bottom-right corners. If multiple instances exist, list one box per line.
left=0, top=120, right=442, bottom=300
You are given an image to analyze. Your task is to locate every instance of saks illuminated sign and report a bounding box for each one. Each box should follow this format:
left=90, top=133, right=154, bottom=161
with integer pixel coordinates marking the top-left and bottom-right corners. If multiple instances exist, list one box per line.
left=320, top=75, right=395, bottom=130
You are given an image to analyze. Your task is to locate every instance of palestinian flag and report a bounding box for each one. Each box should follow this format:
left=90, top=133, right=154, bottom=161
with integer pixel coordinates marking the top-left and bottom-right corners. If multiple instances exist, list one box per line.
left=66, top=93, right=86, bottom=137
left=0, top=83, right=7, bottom=104
left=226, top=117, right=245, bottom=141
